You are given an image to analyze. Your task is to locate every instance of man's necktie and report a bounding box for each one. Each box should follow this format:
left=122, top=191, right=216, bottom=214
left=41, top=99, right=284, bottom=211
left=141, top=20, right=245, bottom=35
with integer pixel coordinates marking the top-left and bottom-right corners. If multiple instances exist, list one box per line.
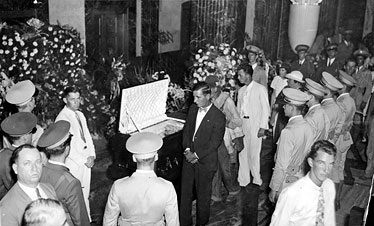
left=75, top=112, right=86, bottom=143
left=316, top=187, right=325, bottom=226
left=36, top=187, right=42, bottom=199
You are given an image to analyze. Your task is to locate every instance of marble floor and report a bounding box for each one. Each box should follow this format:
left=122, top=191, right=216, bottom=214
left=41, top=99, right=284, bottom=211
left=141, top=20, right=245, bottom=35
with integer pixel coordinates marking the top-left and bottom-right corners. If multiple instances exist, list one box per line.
left=89, top=137, right=372, bottom=226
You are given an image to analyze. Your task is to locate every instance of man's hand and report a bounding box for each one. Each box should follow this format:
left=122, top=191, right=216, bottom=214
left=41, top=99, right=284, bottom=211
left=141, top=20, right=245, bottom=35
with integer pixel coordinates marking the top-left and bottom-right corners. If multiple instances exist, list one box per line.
left=232, top=136, right=244, bottom=153
left=85, top=156, right=95, bottom=168
left=268, top=189, right=278, bottom=203
left=257, top=128, right=266, bottom=138
left=184, top=148, right=198, bottom=164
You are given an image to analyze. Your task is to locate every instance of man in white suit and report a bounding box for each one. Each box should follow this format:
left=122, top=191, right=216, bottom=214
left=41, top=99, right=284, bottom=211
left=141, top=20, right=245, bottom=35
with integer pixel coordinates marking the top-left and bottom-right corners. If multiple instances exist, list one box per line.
left=103, top=132, right=179, bottom=226
left=237, top=63, right=270, bottom=225
left=55, top=87, right=95, bottom=220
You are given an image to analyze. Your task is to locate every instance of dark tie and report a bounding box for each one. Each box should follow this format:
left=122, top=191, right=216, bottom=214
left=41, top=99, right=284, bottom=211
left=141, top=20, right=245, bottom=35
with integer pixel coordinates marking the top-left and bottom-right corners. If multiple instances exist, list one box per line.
left=316, top=187, right=324, bottom=226
left=36, top=187, right=42, bottom=199
left=75, top=112, right=87, bottom=143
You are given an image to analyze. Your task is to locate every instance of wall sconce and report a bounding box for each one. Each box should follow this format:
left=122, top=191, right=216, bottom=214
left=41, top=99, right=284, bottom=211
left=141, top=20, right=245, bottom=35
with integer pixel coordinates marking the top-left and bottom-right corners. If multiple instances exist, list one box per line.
left=288, top=0, right=323, bottom=53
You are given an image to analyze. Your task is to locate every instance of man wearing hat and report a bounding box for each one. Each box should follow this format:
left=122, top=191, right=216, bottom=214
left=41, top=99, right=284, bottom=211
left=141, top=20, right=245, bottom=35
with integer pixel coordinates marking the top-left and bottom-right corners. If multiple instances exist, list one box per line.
left=5, top=80, right=44, bottom=147
left=285, top=71, right=305, bottom=90
left=320, top=72, right=344, bottom=143
left=245, top=45, right=269, bottom=89
left=316, top=43, right=341, bottom=80
left=330, top=70, right=357, bottom=209
left=55, top=87, right=96, bottom=219
left=304, top=78, right=331, bottom=142
left=0, top=112, right=37, bottom=199
left=38, top=121, right=90, bottom=226
left=103, top=132, right=179, bottom=226
left=269, top=88, right=314, bottom=203
left=291, top=44, right=316, bottom=80
left=337, top=30, right=354, bottom=65
left=205, top=75, right=242, bottom=202
left=180, top=82, right=225, bottom=226
left=350, top=48, right=372, bottom=112
left=0, top=144, right=58, bottom=226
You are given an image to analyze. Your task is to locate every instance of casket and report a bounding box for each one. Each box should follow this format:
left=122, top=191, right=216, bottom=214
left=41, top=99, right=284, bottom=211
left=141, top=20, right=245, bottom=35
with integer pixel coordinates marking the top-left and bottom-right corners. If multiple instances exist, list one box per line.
left=116, top=79, right=186, bottom=192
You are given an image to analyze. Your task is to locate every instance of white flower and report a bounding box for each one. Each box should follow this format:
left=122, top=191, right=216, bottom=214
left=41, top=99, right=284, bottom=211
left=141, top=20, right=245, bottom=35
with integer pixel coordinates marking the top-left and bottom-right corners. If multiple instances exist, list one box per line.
left=14, top=35, right=21, bottom=42
left=48, top=26, right=53, bottom=31
left=30, top=52, right=35, bottom=57
left=198, top=58, right=203, bottom=63
left=2, top=41, right=7, bottom=45
left=195, top=54, right=200, bottom=60
left=54, top=37, right=58, bottom=42
left=72, top=53, right=76, bottom=57
left=223, top=49, right=229, bottom=55
left=33, top=48, right=38, bottom=54
left=232, top=60, right=236, bottom=66
left=33, top=41, right=38, bottom=46
left=198, top=49, right=203, bottom=53
left=26, top=70, right=30, bottom=75
left=65, top=61, right=69, bottom=65
left=231, top=51, right=235, bottom=56
left=210, top=46, right=215, bottom=50
left=32, top=70, right=37, bottom=74
left=70, top=62, right=74, bottom=66
left=206, top=51, right=210, bottom=55
left=9, top=65, right=13, bottom=71
left=20, top=40, right=25, bottom=46
left=13, top=47, right=17, bottom=51
left=51, top=78, right=56, bottom=82
left=2, top=36, right=6, bottom=40
left=19, top=73, right=23, bottom=77
left=21, top=50, right=27, bottom=57
left=0, top=49, right=3, bottom=54
left=208, top=62, right=213, bottom=67
left=193, top=63, right=198, bottom=67
left=216, top=61, right=222, bottom=67
left=197, top=68, right=203, bottom=73
left=60, top=49, right=63, bottom=53
left=4, top=50, right=9, bottom=54
left=203, top=55, right=208, bottom=60
left=53, top=44, right=58, bottom=48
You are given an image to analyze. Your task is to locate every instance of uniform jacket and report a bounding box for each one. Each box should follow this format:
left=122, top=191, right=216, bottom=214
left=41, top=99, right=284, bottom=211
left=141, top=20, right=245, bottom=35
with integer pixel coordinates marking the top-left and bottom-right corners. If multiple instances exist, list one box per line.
left=316, top=58, right=341, bottom=80
left=40, top=161, right=90, bottom=226
left=55, top=106, right=95, bottom=165
left=103, top=170, right=179, bottom=226
left=290, top=59, right=316, bottom=80
left=336, top=93, right=356, bottom=142
left=0, top=147, right=15, bottom=199
left=337, top=41, right=354, bottom=65
left=182, top=103, right=226, bottom=171
left=0, top=182, right=57, bottom=226
left=350, top=66, right=373, bottom=109
left=305, top=104, right=330, bottom=142
left=269, top=115, right=314, bottom=192
left=321, top=98, right=344, bottom=143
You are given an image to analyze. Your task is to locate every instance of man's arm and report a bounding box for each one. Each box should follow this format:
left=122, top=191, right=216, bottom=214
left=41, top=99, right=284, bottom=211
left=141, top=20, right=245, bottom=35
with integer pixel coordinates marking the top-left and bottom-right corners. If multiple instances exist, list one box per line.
left=269, top=188, right=295, bottom=226
left=65, top=180, right=91, bottom=226
left=103, top=183, right=121, bottom=226
left=164, top=184, right=180, bottom=226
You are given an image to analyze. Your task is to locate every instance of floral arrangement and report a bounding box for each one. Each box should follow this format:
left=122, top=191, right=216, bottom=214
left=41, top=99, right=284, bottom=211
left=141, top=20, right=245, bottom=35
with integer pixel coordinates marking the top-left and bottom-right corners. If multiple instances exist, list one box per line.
left=0, top=18, right=110, bottom=134
left=191, top=43, right=244, bottom=86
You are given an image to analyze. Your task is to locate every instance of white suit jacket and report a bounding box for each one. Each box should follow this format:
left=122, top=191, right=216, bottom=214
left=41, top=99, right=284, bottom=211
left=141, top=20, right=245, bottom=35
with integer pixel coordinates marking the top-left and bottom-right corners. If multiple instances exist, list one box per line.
left=55, top=106, right=95, bottom=165
left=237, top=81, right=270, bottom=130
left=103, top=170, right=179, bottom=226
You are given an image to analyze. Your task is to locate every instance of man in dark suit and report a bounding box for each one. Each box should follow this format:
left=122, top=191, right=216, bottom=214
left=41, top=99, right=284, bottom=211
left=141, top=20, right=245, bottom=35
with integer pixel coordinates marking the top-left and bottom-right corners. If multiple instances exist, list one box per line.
left=0, top=144, right=58, bottom=226
left=179, top=82, right=226, bottom=226
left=291, top=44, right=316, bottom=80
left=38, top=120, right=90, bottom=226
left=0, top=112, right=37, bottom=199
left=316, top=43, right=341, bottom=80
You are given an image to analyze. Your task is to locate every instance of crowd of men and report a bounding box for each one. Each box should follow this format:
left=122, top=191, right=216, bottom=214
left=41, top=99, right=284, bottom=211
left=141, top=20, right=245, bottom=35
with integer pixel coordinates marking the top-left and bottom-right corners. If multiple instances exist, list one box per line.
left=0, top=28, right=374, bottom=226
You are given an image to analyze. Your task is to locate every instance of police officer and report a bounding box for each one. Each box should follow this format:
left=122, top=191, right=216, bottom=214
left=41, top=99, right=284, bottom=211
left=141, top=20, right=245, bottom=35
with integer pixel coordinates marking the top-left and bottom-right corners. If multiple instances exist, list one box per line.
left=304, top=78, right=331, bottom=142
left=320, top=72, right=344, bottom=143
left=269, top=88, right=314, bottom=203
left=103, top=132, right=179, bottom=226
left=0, top=112, right=37, bottom=199
left=38, top=120, right=90, bottom=226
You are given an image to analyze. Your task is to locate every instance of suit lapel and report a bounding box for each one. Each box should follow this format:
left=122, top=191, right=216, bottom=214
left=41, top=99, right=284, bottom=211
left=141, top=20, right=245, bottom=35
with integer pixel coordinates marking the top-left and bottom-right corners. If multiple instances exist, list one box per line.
left=195, top=106, right=214, bottom=137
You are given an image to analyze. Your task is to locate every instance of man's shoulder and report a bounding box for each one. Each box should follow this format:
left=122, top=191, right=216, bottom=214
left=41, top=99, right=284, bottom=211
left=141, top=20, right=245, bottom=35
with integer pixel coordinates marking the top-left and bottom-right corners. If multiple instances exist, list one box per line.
left=42, top=164, right=78, bottom=185
left=0, top=183, right=22, bottom=205
left=0, top=148, right=12, bottom=160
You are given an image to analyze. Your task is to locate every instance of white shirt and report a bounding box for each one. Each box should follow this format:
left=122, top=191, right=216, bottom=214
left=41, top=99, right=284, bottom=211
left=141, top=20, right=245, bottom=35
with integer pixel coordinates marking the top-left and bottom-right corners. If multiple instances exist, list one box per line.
left=193, top=104, right=212, bottom=139
left=18, top=182, right=48, bottom=201
left=299, top=59, right=305, bottom=65
left=327, top=58, right=335, bottom=66
left=271, top=76, right=288, bottom=98
left=48, top=160, right=67, bottom=167
left=270, top=173, right=336, bottom=226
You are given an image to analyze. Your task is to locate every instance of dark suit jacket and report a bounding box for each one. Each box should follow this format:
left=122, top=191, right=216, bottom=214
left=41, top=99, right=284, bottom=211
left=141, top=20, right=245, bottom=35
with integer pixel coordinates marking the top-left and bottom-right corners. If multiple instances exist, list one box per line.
left=316, top=58, right=341, bottom=81
left=182, top=103, right=226, bottom=171
left=40, top=162, right=90, bottom=226
left=0, top=147, right=15, bottom=199
left=290, top=59, right=315, bottom=80
left=0, top=182, right=57, bottom=226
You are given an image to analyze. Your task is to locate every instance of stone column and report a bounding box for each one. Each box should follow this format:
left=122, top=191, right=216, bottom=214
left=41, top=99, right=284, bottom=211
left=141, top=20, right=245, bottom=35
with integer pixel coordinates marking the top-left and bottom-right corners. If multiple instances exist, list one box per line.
left=363, top=0, right=374, bottom=37
left=48, top=0, right=85, bottom=47
left=245, top=0, right=255, bottom=42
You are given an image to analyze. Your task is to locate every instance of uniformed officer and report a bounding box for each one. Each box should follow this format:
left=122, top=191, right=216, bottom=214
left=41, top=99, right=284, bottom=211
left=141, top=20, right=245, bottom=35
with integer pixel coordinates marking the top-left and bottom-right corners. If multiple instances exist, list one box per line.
left=38, top=120, right=90, bottom=226
left=0, top=112, right=37, bottom=199
left=5, top=80, right=44, bottom=147
left=320, top=72, right=344, bottom=143
left=269, top=88, right=314, bottom=203
left=290, top=44, right=316, bottom=80
left=304, top=78, right=331, bottom=142
left=331, top=70, right=357, bottom=209
left=103, top=132, right=179, bottom=226
left=285, top=70, right=305, bottom=90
